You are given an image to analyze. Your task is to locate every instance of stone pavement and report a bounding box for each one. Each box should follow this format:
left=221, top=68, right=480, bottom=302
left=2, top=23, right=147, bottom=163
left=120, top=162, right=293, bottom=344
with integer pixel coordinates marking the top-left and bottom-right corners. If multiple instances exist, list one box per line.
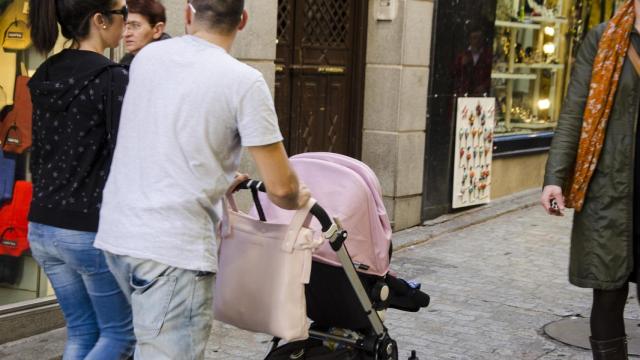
left=202, top=205, right=640, bottom=360
left=3, top=193, right=640, bottom=359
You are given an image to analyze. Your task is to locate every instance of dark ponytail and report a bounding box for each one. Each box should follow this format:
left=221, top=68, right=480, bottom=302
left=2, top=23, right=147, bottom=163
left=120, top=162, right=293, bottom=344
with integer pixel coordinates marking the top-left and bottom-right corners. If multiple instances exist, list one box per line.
left=29, top=0, right=59, bottom=54
left=29, top=0, right=117, bottom=54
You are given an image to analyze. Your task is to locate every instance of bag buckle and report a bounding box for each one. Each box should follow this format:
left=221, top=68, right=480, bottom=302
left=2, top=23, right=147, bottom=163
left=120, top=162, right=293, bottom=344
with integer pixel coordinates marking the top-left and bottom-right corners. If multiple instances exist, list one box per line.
left=6, top=136, right=20, bottom=145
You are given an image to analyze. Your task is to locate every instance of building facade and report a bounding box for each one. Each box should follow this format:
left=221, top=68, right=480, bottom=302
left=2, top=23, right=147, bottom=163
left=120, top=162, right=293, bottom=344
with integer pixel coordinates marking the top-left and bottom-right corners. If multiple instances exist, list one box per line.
left=0, top=0, right=620, bottom=343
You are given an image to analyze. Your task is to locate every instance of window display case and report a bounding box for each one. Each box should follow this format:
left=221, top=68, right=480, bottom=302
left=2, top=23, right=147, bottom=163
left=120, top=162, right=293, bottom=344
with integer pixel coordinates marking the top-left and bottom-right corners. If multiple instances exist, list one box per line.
left=0, top=0, right=55, bottom=308
left=491, top=0, right=571, bottom=136
left=0, top=0, right=76, bottom=310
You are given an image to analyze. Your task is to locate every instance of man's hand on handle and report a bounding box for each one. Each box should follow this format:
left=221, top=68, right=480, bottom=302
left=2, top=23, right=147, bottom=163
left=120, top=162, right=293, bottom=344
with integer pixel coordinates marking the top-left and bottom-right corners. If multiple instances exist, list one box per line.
left=295, top=183, right=311, bottom=209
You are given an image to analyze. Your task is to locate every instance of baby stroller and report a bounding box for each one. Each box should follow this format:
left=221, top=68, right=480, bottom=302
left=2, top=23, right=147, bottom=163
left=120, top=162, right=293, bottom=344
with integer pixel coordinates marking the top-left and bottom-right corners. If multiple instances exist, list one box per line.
left=238, top=152, right=430, bottom=360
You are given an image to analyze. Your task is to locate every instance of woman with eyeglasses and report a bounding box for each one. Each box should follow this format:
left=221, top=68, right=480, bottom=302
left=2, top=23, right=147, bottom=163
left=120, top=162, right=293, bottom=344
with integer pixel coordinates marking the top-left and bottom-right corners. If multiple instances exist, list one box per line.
left=120, top=0, right=170, bottom=66
left=27, top=0, right=135, bottom=358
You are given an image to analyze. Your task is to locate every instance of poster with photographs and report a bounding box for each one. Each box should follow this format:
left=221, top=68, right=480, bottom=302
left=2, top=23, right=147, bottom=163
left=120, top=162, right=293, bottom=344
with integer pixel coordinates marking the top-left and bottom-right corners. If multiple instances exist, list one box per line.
left=452, top=97, right=495, bottom=209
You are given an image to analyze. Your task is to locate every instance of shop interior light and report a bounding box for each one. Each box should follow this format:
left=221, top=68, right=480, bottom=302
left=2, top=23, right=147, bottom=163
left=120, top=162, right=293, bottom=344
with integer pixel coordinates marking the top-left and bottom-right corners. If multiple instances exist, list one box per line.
left=543, top=42, right=556, bottom=55
left=543, top=26, right=555, bottom=36
left=538, top=99, right=551, bottom=110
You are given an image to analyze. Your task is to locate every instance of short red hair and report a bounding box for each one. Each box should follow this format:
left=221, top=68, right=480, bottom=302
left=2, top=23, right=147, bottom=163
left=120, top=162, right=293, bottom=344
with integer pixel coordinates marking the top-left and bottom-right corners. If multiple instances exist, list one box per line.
left=127, top=0, right=167, bottom=25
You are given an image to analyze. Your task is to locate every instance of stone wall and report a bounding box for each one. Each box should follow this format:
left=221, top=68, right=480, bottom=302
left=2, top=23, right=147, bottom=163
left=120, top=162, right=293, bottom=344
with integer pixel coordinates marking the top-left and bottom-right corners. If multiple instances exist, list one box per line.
left=362, top=0, right=434, bottom=230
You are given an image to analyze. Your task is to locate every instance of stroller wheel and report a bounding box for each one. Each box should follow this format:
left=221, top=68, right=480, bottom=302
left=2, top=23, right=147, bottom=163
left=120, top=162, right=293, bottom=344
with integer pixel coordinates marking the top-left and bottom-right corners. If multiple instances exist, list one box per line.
left=376, top=336, right=398, bottom=360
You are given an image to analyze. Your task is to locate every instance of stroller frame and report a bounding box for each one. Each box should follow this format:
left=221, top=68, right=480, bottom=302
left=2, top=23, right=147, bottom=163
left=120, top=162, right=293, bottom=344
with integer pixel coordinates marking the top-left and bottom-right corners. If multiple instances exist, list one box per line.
left=239, top=180, right=399, bottom=359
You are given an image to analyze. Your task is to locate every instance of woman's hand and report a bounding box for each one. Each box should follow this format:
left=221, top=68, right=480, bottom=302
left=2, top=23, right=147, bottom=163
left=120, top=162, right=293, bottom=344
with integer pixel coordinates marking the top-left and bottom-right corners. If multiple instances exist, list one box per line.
left=541, top=185, right=565, bottom=216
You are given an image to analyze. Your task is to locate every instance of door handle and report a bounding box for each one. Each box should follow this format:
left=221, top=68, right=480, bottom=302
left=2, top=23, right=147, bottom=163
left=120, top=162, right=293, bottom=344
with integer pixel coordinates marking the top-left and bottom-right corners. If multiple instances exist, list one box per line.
left=288, top=65, right=346, bottom=74
left=317, top=66, right=345, bottom=74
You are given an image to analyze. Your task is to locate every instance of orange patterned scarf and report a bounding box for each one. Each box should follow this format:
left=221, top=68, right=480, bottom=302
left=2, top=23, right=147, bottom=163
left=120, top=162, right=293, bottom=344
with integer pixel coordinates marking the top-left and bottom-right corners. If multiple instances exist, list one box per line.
left=565, top=0, right=636, bottom=211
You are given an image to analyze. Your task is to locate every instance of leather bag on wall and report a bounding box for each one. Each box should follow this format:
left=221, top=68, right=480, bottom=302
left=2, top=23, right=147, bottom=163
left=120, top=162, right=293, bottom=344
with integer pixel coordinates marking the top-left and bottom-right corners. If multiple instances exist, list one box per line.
left=0, top=75, right=31, bottom=153
left=0, top=181, right=31, bottom=257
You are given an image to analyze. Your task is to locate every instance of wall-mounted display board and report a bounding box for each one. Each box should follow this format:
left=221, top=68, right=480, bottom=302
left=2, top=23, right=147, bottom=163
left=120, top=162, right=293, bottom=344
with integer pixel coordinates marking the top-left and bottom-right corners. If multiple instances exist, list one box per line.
left=452, top=97, right=495, bottom=209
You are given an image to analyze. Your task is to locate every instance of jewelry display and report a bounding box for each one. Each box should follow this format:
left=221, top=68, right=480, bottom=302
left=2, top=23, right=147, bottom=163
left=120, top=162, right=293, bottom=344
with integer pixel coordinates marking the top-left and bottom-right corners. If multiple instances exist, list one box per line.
left=491, top=0, right=566, bottom=134
left=453, top=98, right=495, bottom=208
left=527, top=0, right=554, bottom=17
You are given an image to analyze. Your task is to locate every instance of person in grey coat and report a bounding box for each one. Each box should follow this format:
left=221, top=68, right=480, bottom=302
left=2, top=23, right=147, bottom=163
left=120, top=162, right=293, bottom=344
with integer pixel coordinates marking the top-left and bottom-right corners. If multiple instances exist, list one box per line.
left=541, top=0, right=640, bottom=358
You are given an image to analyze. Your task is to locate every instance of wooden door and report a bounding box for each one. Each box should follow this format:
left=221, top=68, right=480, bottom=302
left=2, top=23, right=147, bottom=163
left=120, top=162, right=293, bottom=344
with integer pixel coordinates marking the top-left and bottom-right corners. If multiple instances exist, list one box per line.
left=275, top=0, right=366, bottom=157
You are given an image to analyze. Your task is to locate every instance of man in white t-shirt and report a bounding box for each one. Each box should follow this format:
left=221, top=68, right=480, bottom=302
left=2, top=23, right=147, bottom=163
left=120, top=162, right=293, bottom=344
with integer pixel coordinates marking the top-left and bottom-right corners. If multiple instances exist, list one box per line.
left=94, top=1, right=310, bottom=358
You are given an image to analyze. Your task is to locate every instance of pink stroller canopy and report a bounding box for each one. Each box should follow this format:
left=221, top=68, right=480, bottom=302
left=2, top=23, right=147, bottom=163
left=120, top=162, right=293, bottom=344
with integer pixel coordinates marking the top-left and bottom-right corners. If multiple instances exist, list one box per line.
left=256, top=152, right=392, bottom=276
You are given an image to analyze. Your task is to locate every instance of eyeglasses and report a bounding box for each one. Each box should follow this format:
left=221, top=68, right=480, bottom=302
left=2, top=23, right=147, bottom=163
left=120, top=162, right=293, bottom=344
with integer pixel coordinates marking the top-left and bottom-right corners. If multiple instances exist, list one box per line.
left=106, top=5, right=128, bottom=22
left=125, top=21, right=144, bottom=31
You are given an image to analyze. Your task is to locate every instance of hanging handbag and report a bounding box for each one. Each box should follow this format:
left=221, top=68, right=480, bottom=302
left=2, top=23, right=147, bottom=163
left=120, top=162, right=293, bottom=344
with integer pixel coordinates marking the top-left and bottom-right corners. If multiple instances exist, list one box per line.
left=0, top=181, right=31, bottom=257
left=0, top=75, right=31, bottom=154
left=2, top=19, right=31, bottom=51
left=0, top=150, right=15, bottom=203
left=213, top=191, right=323, bottom=342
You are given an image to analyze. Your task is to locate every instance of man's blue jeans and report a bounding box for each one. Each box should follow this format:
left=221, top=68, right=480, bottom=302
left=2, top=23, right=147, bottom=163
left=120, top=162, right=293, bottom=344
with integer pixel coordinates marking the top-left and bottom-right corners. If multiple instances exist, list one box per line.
left=28, top=222, right=135, bottom=360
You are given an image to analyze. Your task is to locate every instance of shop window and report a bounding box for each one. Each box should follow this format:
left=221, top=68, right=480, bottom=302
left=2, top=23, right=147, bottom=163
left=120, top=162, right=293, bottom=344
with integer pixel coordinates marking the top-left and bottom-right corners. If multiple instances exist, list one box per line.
left=491, top=0, right=626, bottom=155
left=0, top=1, right=121, bottom=311
left=492, top=0, right=571, bottom=137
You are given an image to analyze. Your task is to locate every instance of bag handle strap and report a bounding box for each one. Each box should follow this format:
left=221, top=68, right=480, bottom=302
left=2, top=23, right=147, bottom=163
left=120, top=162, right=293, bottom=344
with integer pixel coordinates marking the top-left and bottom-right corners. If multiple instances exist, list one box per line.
left=2, top=122, right=19, bottom=149
left=0, top=227, right=14, bottom=240
left=249, top=181, right=266, bottom=221
left=628, top=43, right=640, bottom=76
left=282, top=197, right=316, bottom=253
left=19, top=61, right=27, bottom=77
left=224, top=191, right=240, bottom=213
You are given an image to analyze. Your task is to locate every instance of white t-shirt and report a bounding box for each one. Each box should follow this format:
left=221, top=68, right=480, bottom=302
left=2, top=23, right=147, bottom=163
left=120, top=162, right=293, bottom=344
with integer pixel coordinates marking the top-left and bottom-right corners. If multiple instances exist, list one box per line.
left=94, top=36, right=283, bottom=272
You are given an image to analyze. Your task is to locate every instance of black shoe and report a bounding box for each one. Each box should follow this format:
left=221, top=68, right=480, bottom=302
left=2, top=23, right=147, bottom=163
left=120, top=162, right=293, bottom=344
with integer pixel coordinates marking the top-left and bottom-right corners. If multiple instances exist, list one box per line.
left=590, top=336, right=628, bottom=360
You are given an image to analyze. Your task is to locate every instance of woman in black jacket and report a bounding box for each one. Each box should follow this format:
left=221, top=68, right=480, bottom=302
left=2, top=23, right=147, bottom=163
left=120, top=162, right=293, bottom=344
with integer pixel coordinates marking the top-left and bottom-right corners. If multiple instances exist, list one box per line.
left=27, top=0, right=134, bottom=358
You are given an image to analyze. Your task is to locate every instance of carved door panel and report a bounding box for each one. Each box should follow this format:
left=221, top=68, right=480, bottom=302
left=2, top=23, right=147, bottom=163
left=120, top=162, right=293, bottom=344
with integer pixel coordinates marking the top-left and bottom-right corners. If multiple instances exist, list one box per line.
left=275, top=0, right=294, bottom=148
left=276, top=0, right=363, bottom=157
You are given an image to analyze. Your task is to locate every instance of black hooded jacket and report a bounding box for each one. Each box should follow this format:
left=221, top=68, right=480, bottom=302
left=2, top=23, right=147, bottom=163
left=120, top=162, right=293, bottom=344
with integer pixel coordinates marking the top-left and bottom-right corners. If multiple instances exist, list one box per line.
left=28, top=49, right=128, bottom=232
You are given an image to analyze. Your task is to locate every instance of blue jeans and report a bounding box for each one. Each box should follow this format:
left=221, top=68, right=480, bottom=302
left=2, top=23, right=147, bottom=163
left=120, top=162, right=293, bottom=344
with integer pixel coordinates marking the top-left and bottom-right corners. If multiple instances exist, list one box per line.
left=28, top=223, right=135, bottom=360
left=104, top=252, right=214, bottom=360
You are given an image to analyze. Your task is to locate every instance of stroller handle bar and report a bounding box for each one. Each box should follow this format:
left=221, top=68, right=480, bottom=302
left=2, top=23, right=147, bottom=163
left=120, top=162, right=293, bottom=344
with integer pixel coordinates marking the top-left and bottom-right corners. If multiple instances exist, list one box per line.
left=234, top=179, right=334, bottom=232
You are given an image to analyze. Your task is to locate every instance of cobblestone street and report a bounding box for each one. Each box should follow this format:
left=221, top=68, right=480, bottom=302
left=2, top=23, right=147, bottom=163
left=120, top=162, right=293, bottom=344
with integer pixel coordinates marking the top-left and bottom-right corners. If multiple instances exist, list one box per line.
left=4, top=201, right=640, bottom=359
left=204, top=205, right=640, bottom=360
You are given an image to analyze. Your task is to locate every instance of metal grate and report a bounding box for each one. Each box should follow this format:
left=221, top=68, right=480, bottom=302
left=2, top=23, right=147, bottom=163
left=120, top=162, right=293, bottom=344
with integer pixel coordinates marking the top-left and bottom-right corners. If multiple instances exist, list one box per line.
left=327, top=114, right=339, bottom=152
left=277, top=0, right=291, bottom=44
left=302, top=0, right=349, bottom=47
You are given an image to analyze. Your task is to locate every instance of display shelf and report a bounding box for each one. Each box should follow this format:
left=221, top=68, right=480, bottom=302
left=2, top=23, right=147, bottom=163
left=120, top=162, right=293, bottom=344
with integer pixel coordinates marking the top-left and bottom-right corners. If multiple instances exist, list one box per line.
left=513, top=63, right=564, bottom=70
left=495, top=20, right=541, bottom=30
left=492, top=0, right=568, bottom=133
left=495, top=17, right=568, bottom=30
left=491, top=72, right=537, bottom=80
left=525, top=16, right=569, bottom=24
left=511, top=121, right=557, bottom=130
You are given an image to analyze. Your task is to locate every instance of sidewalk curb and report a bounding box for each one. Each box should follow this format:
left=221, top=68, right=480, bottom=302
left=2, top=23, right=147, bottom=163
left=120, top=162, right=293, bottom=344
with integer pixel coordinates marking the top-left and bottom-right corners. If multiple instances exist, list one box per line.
left=0, top=327, right=64, bottom=360
left=392, top=188, right=540, bottom=251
